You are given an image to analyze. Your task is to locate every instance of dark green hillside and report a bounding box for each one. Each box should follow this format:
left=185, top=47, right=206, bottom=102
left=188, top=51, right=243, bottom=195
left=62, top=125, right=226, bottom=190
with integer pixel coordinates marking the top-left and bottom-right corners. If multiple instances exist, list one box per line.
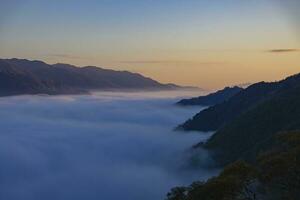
left=179, top=73, right=300, bottom=132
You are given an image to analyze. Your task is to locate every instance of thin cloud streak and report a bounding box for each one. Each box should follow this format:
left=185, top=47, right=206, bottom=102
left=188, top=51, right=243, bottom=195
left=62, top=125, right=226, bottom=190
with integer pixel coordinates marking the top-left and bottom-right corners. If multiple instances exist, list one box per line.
left=266, top=49, right=300, bottom=53
left=119, top=60, right=226, bottom=65
left=47, top=54, right=88, bottom=60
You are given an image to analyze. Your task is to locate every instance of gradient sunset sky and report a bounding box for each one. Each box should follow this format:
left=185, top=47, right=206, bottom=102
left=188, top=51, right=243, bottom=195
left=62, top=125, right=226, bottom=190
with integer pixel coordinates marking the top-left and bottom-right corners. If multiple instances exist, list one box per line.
left=0, top=0, right=299, bottom=89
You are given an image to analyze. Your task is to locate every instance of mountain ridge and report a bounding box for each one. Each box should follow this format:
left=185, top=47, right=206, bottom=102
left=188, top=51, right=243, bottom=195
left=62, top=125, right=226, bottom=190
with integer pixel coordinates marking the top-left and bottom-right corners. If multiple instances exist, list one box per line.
left=177, top=86, right=243, bottom=106
left=204, top=84, right=300, bottom=165
left=178, top=72, right=300, bottom=132
left=167, top=72, right=300, bottom=199
left=0, top=58, right=185, bottom=97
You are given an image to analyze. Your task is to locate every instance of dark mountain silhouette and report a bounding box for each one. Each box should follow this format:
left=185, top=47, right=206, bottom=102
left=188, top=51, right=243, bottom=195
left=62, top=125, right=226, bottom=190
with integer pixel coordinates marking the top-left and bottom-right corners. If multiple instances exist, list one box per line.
left=177, top=86, right=243, bottom=106
left=178, top=73, right=300, bottom=132
left=0, top=58, right=180, bottom=96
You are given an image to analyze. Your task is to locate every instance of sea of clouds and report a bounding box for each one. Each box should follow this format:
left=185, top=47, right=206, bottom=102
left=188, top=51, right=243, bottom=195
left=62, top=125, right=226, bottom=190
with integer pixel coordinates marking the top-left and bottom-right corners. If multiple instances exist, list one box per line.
left=0, top=91, right=217, bottom=200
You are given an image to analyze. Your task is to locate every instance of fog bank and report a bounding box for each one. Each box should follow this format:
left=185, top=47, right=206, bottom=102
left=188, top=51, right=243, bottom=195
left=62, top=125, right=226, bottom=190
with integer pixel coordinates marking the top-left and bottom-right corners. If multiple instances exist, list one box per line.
left=0, top=91, right=217, bottom=200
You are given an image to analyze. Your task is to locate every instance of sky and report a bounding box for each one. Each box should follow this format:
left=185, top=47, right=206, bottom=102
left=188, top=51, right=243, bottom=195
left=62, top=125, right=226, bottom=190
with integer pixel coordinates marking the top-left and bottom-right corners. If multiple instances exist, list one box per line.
left=0, top=0, right=299, bottom=89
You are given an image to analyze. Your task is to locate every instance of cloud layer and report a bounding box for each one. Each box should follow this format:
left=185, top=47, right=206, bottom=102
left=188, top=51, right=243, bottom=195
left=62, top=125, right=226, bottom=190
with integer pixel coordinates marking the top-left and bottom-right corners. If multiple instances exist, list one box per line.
left=0, top=91, right=216, bottom=200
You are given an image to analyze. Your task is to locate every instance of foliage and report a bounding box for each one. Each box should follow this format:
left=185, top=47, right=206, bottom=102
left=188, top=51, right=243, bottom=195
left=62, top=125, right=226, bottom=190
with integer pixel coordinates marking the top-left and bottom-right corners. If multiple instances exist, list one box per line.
left=258, top=131, right=300, bottom=199
left=166, top=131, right=300, bottom=200
left=166, top=161, right=258, bottom=200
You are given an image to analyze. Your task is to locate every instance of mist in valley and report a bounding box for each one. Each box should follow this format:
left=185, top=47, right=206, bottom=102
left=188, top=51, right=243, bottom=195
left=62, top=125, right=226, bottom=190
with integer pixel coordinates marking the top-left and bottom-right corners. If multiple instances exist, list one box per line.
left=0, top=91, right=217, bottom=200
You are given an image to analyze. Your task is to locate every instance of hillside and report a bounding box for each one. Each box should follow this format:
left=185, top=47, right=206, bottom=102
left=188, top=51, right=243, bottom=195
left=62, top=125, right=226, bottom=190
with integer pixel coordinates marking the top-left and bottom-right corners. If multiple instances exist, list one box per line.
left=204, top=85, right=300, bottom=165
left=0, top=58, right=179, bottom=96
left=179, top=73, right=300, bottom=131
left=168, top=73, right=300, bottom=200
left=177, top=86, right=243, bottom=106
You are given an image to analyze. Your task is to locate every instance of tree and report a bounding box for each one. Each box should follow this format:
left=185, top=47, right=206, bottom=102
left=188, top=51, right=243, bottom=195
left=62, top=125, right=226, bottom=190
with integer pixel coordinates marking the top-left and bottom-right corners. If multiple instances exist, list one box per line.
left=166, top=187, right=187, bottom=200
left=167, top=161, right=258, bottom=200
left=166, top=131, right=300, bottom=200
